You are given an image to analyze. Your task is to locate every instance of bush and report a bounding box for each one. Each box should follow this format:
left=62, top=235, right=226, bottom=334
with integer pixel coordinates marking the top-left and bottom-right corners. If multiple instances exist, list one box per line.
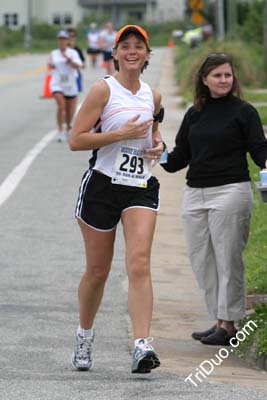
left=237, top=0, right=263, bottom=45
left=0, top=26, right=24, bottom=48
left=175, top=39, right=266, bottom=98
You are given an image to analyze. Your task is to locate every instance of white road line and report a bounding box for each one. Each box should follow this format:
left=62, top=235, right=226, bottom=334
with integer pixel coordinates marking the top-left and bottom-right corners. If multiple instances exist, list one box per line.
left=0, top=129, right=57, bottom=207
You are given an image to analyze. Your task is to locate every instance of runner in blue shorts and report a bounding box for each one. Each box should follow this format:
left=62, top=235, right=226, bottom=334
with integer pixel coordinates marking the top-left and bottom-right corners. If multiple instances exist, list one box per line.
left=69, top=24, right=166, bottom=374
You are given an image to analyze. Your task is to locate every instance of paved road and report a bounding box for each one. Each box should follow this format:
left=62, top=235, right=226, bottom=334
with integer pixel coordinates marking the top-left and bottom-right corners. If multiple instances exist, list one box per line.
left=0, top=50, right=266, bottom=400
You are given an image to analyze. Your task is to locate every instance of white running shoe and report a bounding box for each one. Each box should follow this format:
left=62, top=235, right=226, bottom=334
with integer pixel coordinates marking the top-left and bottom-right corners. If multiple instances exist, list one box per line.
left=71, top=331, right=94, bottom=371
left=56, top=130, right=68, bottom=143
left=131, top=337, right=160, bottom=374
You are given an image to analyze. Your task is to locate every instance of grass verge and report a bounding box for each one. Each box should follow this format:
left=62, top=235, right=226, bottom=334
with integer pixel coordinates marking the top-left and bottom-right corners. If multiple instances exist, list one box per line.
left=254, top=106, right=267, bottom=125
left=241, top=160, right=267, bottom=366
left=244, top=157, right=267, bottom=295
left=237, top=304, right=267, bottom=370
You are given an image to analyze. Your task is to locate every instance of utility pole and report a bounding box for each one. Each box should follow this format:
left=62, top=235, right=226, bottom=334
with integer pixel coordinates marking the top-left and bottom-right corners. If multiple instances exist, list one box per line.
left=215, top=0, right=225, bottom=41
left=264, top=0, right=267, bottom=84
left=24, top=0, right=32, bottom=49
left=111, top=0, right=117, bottom=24
left=226, top=0, right=237, bottom=39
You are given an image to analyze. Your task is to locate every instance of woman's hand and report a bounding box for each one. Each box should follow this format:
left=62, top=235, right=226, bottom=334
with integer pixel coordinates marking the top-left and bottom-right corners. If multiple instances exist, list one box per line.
left=143, top=138, right=165, bottom=160
left=119, top=114, right=153, bottom=140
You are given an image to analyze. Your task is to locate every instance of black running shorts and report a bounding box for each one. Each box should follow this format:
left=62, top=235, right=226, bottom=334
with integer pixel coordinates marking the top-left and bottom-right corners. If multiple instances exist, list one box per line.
left=103, top=50, right=113, bottom=62
left=75, top=170, right=160, bottom=231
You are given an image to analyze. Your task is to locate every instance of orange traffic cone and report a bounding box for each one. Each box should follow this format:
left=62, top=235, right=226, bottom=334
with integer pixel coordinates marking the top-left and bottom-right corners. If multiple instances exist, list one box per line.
left=168, top=39, right=174, bottom=48
left=41, top=66, right=53, bottom=98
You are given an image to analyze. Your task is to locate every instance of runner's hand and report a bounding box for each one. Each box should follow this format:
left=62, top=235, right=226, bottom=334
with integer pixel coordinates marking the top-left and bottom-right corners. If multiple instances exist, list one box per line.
left=143, top=139, right=165, bottom=160
left=119, top=115, right=153, bottom=140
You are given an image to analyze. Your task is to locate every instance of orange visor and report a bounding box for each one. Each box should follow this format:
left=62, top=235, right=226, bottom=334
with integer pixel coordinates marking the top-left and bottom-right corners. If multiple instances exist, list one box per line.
left=115, top=25, right=149, bottom=45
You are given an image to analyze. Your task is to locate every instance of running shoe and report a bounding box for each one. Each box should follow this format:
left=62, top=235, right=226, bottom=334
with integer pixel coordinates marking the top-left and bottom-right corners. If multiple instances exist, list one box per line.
left=71, top=331, right=94, bottom=371
left=131, top=337, right=160, bottom=374
left=56, top=130, right=68, bottom=143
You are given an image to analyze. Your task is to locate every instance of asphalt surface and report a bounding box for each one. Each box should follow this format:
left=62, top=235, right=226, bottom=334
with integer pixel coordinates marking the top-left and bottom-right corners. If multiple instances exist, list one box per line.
left=0, top=49, right=267, bottom=399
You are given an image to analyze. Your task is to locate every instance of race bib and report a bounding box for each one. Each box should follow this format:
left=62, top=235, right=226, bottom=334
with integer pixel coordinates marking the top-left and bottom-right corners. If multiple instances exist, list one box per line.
left=60, top=74, right=71, bottom=88
left=112, top=146, right=151, bottom=188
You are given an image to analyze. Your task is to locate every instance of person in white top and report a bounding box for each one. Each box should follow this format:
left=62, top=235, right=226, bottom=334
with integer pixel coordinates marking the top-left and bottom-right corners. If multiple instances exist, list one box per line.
left=48, top=30, right=83, bottom=142
left=98, top=21, right=117, bottom=74
left=69, top=25, right=166, bottom=374
left=86, top=22, right=101, bottom=68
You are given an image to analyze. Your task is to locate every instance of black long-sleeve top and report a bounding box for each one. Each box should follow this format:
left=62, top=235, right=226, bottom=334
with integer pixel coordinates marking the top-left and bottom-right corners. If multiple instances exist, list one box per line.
left=74, top=45, right=85, bottom=63
left=161, top=94, right=267, bottom=187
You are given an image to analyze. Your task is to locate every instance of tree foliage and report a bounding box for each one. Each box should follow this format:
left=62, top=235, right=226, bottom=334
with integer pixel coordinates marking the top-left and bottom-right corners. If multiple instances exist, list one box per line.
left=237, top=0, right=263, bottom=44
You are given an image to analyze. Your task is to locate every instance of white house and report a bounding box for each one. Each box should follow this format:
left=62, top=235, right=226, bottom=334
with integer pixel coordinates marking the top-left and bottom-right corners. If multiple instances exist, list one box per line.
left=0, top=0, right=185, bottom=28
left=78, top=0, right=185, bottom=24
left=0, top=0, right=83, bottom=28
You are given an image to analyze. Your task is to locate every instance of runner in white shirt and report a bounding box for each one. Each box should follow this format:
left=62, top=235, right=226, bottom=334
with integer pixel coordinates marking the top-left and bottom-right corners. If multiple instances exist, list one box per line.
left=86, top=22, right=101, bottom=68
left=98, top=21, right=117, bottom=74
left=48, top=30, right=83, bottom=142
left=69, top=25, right=166, bottom=374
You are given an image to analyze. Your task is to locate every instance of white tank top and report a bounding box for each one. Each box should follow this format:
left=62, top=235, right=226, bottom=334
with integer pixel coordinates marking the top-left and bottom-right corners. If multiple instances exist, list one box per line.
left=89, top=75, right=154, bottom=179
left=87, top=31, right=99, bottom=49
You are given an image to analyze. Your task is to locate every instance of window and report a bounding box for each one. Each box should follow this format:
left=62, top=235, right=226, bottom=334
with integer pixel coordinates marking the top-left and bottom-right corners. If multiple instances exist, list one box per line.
left=3, top=13, right=19, bottom=27
left=64, top=13, right=72, bottom=25
left=4, top=14, right=9, bottom=26
left=52, top=13, right=72, bottom=26
left=13, top=14, right=18, bottom=26
left=52, top=14, right=61, bottom=25
left=128, top=11, right=143, bottom=21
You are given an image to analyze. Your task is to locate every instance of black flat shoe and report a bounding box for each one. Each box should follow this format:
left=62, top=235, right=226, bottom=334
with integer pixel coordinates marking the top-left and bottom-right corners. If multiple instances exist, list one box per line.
left=200, top=327, right=237, bottom=346
left=191, top=325, right=217, bottom=341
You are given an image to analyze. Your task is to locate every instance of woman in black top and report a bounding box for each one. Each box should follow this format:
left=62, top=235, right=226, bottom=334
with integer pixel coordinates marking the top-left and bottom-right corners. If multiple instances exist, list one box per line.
left=67, top=28, right=85, bottom=93
left=161, top=52, right=267, bottom=346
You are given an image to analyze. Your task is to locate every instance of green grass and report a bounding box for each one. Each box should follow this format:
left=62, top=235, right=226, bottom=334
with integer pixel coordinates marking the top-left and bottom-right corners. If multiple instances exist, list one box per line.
left=244, top=90, right=267, bottom=103
left=254, top=106, right=267, bottom=125
left=0, top=48, right=27, bottom=57
left=236, top=162, right=267, bottom=367
left=244, top=157, right=267, bottom=295
left=237, top=303, right=267, bottom=364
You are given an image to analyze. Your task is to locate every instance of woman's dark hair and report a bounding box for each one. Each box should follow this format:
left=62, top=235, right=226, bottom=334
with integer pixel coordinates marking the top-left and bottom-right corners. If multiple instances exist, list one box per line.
left=67, top=27, right=76, bottom=37
left=112, top=30, right=152, bottom=73
left=194, top=52, right=242, bottom=111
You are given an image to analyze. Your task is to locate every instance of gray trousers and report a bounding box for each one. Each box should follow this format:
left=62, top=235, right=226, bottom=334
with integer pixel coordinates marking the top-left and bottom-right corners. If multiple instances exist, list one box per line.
left=181, top=182, right=253, bottom=321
